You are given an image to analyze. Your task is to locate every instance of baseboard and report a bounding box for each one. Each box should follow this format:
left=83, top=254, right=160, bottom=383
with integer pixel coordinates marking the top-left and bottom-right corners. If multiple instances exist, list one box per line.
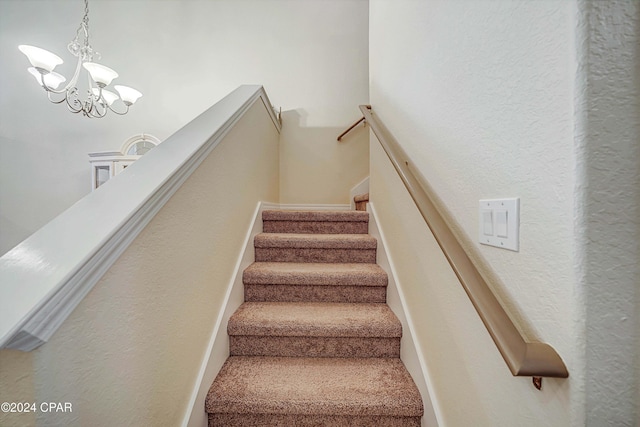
left=182, top=201, right=277, bottom=427
left=367, top=202, right=442, bottom=427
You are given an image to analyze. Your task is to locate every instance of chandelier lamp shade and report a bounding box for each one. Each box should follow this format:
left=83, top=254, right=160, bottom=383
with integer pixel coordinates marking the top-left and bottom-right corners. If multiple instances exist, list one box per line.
left=18, top=0, right=142, bottom=118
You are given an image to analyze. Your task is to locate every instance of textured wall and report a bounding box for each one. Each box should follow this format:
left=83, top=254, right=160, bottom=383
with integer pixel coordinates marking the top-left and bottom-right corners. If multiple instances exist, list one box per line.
left=0, top=100, right=279, bottom=426
left=574, top=1, right=640, bottom=425
left=0, top=0, right=369, bottom=255
left=370, top=0, right=576, bottom=347
left=0, top=350, right=35, bottom=426
left=369, top=2, right=576, bottom=423
left=370, top=0, right=571, bottom=425
left=369, top=0, right=639, bottom=425
left=370, top=140, right=571, bottom=426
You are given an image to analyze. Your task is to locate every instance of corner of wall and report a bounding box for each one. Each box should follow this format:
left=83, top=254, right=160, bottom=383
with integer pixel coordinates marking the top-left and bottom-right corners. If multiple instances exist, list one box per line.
left=572, top=1, right=640, bottom=424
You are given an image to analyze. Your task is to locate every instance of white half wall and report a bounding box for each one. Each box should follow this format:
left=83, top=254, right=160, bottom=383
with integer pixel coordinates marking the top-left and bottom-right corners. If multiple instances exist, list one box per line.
left=0, top=0, right=370, bottom=255
left=0, top=97, right=280, bottom=427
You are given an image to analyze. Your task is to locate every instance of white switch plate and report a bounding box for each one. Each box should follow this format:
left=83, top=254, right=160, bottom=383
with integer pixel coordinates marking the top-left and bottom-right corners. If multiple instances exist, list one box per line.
left=479, top=198, right=519, bottom=251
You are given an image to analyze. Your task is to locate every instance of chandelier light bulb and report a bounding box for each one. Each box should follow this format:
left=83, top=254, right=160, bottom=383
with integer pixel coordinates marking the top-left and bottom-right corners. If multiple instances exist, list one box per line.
left=92, top=88, right=118, bottom=106
left=19, top=45, right=63, bottom=73
left=114, top=85, right=143, bottom=105
left=28, top=67, right=66, bottom=89
left=82, top=62, right=118, bottom=87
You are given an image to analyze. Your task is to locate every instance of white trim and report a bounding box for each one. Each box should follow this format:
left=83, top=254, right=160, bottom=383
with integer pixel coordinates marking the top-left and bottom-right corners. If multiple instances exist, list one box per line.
left=350, top=176, right=370, bottom=210
left=181, top=201, right=277, bottom=427
left=368, top=202, right=443, bottom=427
left=120, top=133, right=162, bottom=155
left=0, top=85, right=280, bottom=351
left=87, top=150, right=124, bottom=157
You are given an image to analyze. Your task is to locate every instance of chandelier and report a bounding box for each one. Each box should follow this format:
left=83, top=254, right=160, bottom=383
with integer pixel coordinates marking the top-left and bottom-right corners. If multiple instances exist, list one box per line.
left=18, top=0, right=142, bottom=118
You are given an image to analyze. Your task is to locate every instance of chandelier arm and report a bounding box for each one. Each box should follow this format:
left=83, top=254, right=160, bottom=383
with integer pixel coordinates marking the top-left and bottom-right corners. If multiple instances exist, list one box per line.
left=83, top=98, right=95, bottom=117
left=33, top=71, right=65, bottom=95
left=37, top=54, right=83, bottom=95
left=41, top=83, right=67, bottom=95
left=88, top=102, right=108, bottom=118
left=85, top=83, right=110, bottom=118
left=46, top=91, right=69, bottom=105
left=87, top=71, right=97, bottom=99
left=106, top=103, right=130, bottom=116
left=60, top=53, right=84, bottom=93
left=87, top=74, right=106, bottom=115
left=63, top=88, right=85, bottom=114
left=65, top=104, right=84, bottom=115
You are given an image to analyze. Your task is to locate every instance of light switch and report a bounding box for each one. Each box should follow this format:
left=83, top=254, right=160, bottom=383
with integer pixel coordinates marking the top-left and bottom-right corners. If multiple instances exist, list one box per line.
left=479, top=198, right=519, bottom=251
left=495, top=210, right=508, bottom=238
left=482, top=209, right=494, bottom=236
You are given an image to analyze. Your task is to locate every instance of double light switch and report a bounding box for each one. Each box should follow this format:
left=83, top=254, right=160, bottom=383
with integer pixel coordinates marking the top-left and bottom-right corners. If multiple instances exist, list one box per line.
left=479, top=198, right=519, bottom=251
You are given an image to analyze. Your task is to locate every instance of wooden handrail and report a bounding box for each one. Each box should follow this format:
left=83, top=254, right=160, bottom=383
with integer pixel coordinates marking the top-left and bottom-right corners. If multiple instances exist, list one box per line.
left=360, top=104, right=568, bottom=380
left=337, top=116, right=366, bottom=141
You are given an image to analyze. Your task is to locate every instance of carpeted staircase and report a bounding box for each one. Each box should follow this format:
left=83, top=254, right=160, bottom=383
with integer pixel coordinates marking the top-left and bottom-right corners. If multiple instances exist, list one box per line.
left=206, top=209, right=424, bottom=426
left=354, top=193, right=369, bottom=211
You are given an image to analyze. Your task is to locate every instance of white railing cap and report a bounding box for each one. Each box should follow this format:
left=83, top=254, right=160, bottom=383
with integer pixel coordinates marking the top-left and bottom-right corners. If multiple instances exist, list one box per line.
left=0, top=85, right=279, bottom=351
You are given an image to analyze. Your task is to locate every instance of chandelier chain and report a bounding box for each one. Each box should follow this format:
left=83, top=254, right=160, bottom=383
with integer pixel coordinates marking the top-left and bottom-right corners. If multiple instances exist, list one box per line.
left=81, top=0, right=90, bottom=35
left=68, top=0, right=99, bottom=61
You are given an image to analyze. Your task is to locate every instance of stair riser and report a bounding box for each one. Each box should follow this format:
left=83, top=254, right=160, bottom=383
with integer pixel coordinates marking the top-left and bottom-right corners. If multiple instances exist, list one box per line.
left=244, top=284, right=387, bottom=303
left=230, top=336, right=400, bottom=358
left=255, top=248, right=376, bottom=263
left=207, top=209, right=424, bottom=425
left=355, top=201, right=368, bottom=211
left=209, top=413, right=421, bottom=427
left=263, top=220, right=368, bottom=234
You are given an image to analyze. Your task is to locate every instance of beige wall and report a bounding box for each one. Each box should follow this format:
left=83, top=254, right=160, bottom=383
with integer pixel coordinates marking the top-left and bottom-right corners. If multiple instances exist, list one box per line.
left=280, top=113, right=369, bottom=205
left=369, top=0, right=576, bottom=351
left=0, top=100, right=279, bottom=427
left=369, top=0, right=639, bottom=425
left=369, top=0, right=576, bottom=425
left=370, top=141, right=571, bottom=426
left=0, top=350, right=35, bottom=426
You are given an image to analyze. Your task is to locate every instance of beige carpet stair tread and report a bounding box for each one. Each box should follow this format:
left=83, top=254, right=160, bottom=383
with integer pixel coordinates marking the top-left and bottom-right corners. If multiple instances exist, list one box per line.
left=206, top=356, right=424, bottom=417
left=255, top=233, right=377, bottom=249
left=263, top=210, right=369, bottom=222
left=207, top=208, right=423, bottom=424
left=353, top=193, right=370, bottom=202
left=243, top=262, right=388, bottom=286
left=228, top=302, right=401, bottom=337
